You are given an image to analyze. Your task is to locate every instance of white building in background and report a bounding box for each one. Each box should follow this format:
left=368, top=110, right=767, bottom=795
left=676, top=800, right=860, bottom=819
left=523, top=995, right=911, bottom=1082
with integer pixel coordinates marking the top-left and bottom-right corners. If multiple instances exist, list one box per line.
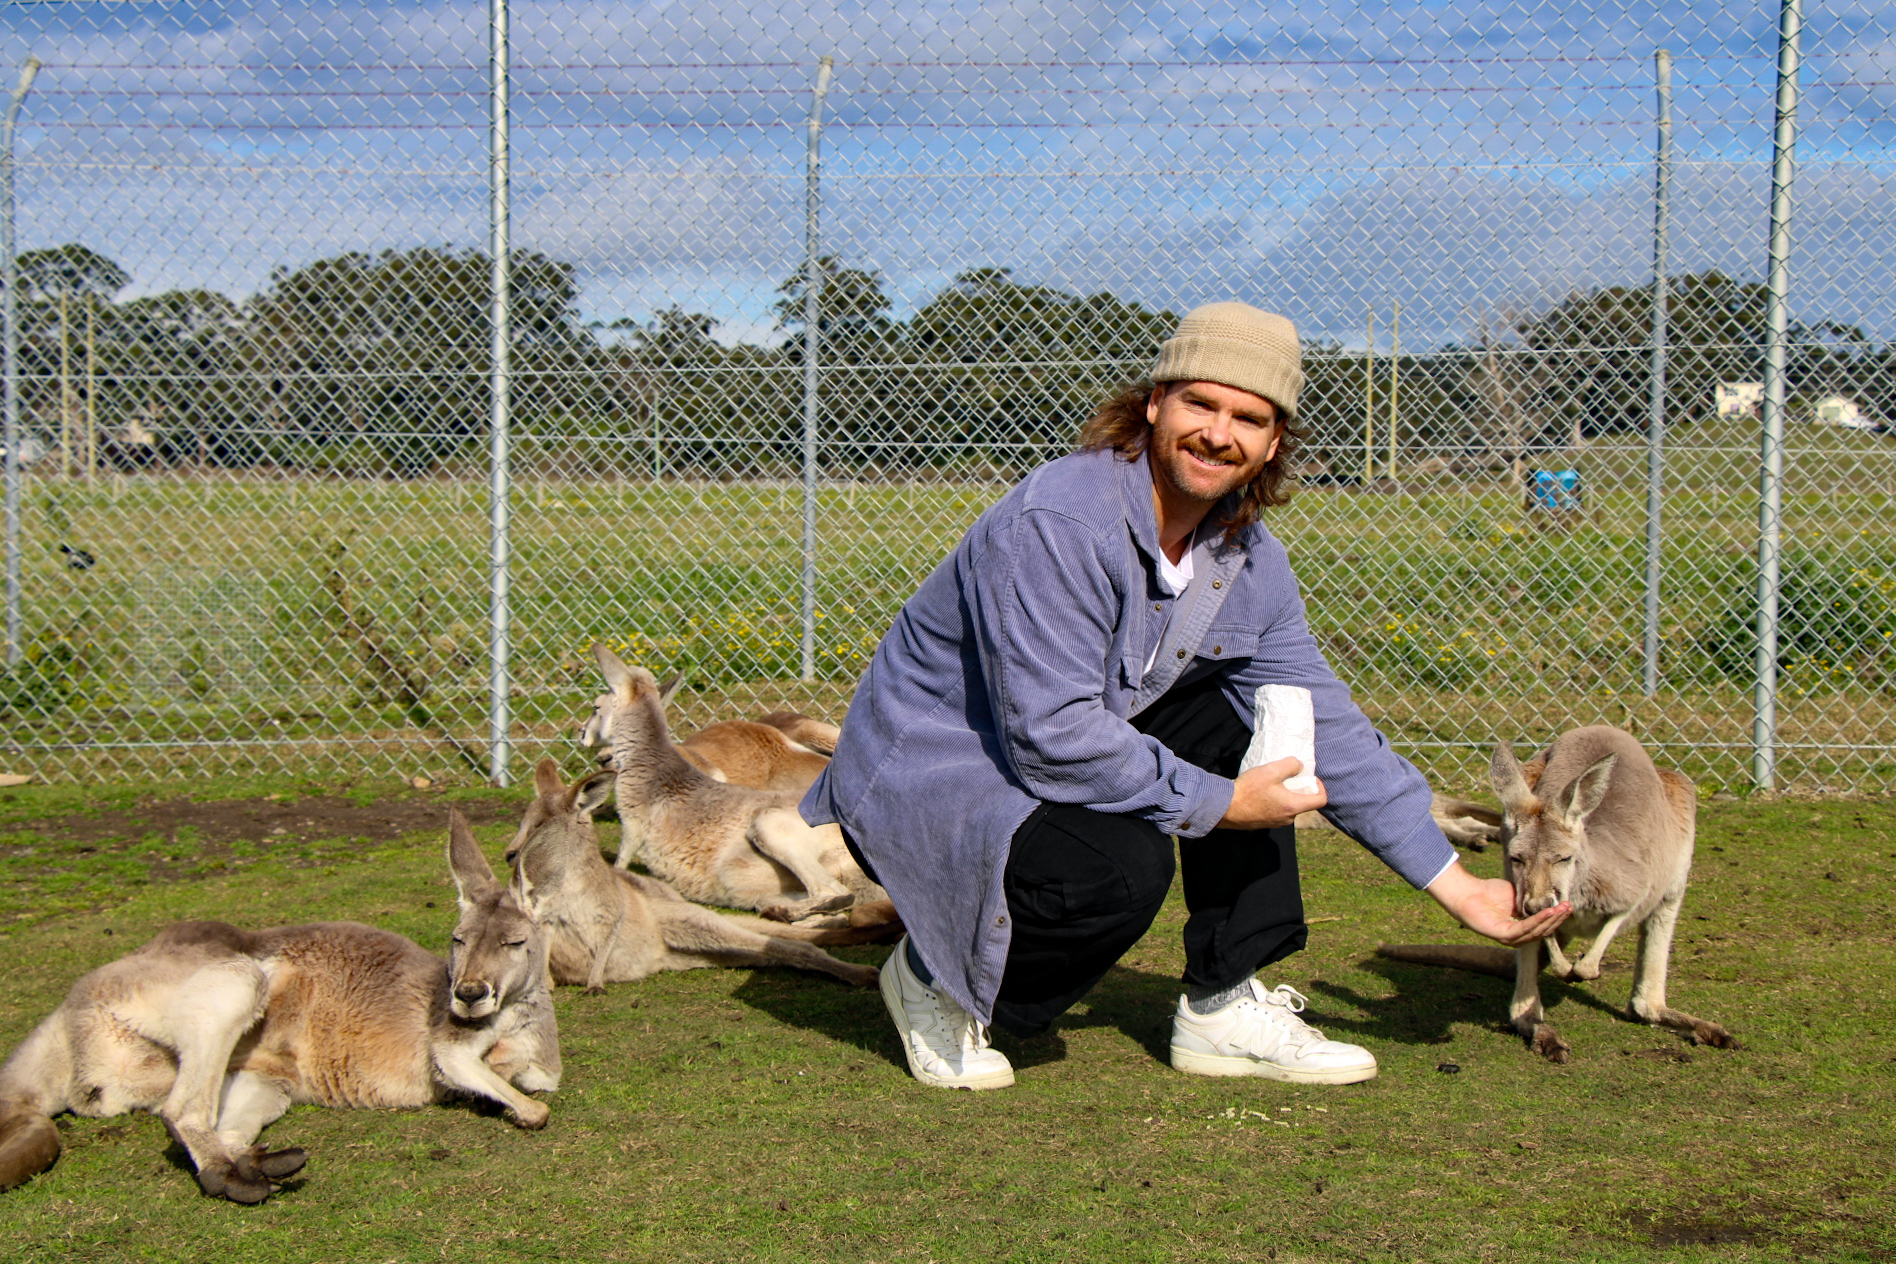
left=1812, top=394, right=1881, bottom=431
left=1716, top=381, right=1764, bottom=418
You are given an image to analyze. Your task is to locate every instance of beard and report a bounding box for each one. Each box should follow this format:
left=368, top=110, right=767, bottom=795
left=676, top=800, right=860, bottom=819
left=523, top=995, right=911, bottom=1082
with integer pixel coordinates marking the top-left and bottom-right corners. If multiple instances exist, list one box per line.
left=1151, top=432, right=1267, bottom=506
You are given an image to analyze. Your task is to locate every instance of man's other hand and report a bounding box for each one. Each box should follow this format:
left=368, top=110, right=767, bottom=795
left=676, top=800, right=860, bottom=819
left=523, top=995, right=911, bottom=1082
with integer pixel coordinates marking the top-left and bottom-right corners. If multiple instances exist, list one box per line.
left=1217, top=756, right=1326, bottom=830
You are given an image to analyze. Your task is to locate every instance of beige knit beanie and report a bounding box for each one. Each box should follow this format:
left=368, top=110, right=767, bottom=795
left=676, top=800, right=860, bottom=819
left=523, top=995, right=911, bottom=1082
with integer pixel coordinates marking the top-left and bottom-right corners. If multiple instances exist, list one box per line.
left=1149, top=301, right=1303, bottom=419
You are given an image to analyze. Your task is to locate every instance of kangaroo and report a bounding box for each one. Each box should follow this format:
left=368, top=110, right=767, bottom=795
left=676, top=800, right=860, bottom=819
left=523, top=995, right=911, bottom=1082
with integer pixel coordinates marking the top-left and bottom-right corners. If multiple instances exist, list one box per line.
left=1378, top=725, right=1737, bottom=1062
left=754, top=711, right=841, bottom=755
left=0, top=810, right=558, bottom=1203
left=582, top=673, right=832, bottom=794
left=503, top=759, right=882, bottom=992
left=586, top=644, right=893, bottom=926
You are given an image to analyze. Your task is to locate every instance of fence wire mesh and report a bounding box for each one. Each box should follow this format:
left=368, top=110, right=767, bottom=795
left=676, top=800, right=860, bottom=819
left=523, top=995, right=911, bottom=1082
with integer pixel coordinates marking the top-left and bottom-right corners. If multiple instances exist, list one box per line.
left=1, top=1, right=1891, bottom=793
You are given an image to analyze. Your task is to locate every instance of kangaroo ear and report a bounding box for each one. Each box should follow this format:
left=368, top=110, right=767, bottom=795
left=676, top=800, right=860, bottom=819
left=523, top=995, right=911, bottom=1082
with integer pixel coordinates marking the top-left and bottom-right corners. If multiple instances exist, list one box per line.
left=578, top=695, right=611, bottom=748
left=1489, top=743, right=1538, bottom=818
left=592, top=642, right=632, bottom=691
left=447, top=808, right=498, bottom=904
left=533, top=757, right=565, bottom=799
left=509, top=859, right=541, bottom=920
left=573, top=769, right=614, bottom=817
left=655, top=673, right=685, bottom=708
left=1556, top=753, right=1617, bottom=828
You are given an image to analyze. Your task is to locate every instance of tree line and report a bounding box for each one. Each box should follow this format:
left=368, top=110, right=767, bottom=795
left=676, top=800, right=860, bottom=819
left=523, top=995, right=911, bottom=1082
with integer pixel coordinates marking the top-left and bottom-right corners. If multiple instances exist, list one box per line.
left=9, top=242, right=1886, bottom=480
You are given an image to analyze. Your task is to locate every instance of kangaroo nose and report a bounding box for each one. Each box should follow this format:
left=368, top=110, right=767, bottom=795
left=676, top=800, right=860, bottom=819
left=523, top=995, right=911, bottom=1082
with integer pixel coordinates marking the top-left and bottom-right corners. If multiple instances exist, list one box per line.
left=454, top=983, right=490, bottom=1006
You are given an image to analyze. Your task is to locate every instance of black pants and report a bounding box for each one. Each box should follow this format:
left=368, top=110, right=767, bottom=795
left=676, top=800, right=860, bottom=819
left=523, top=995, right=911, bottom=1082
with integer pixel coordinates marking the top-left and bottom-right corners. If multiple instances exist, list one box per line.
left=990, top=673, right=1305, bottom=1037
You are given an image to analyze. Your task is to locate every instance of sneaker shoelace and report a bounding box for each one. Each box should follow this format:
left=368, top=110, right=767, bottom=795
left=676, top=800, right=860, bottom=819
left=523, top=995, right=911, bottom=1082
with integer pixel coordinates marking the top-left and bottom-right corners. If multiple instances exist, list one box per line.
left=1251, top=984, right=1323, bottom=1048
left=917, top=981, right=992, bottom=1056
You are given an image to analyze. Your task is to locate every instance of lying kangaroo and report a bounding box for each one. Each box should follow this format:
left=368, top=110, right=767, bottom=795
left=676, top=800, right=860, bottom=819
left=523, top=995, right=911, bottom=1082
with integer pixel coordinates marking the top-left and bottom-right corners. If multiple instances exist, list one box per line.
left=1379, top=725, right=1737, bottom=1062
left=0, top=810, right=558, bottom=1203
left=582, top=673, right=833, bottom=794
left=505, top=758, right=882, bottom=991
left=587, top=643, right=891, bottom=925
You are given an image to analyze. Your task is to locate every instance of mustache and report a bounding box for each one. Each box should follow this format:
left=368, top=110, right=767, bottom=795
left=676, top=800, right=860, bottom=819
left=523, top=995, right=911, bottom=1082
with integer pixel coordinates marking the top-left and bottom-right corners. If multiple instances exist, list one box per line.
left=1178, top=438, right=1241, bottom=465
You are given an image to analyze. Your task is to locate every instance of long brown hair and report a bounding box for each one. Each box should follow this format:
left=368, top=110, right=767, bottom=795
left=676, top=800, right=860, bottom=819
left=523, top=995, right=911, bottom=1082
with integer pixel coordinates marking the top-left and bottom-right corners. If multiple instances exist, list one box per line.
left=1075, top=378, right=1303, bottom=547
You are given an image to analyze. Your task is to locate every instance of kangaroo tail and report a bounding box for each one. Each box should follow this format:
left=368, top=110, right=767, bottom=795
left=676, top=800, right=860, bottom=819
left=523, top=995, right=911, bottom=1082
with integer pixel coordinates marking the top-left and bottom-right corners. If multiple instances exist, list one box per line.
left=0, top=1108, right=61, bottom=1193
left=1375, top=943, right=1518, bottom=979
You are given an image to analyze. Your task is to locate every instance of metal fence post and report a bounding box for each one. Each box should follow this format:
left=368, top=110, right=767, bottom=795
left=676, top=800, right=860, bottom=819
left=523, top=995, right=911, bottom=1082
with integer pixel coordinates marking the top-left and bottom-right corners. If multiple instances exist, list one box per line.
left=1643, top=49, right=1672, bottom=698
left=1387, top=301, right=1399, bottom=482
left=487, top=0, right=514, bottom=786
left=799, top=55, right=833, bottom=684
left=2, top=57, right=39, bottom=668
left=1755, top=0, right=1804, bottom=791
left=1361, top=310, right=1373, bottom=483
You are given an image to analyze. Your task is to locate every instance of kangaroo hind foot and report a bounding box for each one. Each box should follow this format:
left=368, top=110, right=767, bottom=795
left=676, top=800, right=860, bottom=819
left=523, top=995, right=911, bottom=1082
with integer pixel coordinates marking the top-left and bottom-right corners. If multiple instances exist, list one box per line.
left=0, top=1110, right=61, bottom=1192
left=188, top=1139, right=308, bottom=1204
left=1529, top=1023, right=1572, bottom=1064
left=759, top=891, right=854, bottom=923
left=1648, top=1005, right=1740, bottom=1050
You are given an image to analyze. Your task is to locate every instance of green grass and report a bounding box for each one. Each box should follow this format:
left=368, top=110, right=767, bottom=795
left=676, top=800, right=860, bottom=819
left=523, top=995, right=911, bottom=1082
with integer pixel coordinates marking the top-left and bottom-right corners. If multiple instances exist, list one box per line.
left=0, top=778, right=1890, bottom=1261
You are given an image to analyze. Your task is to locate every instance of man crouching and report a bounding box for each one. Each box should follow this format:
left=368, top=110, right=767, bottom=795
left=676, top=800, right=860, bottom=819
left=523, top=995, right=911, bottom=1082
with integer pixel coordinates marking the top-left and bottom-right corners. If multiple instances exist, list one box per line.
left=800, top=301, right=1568, bottom=1089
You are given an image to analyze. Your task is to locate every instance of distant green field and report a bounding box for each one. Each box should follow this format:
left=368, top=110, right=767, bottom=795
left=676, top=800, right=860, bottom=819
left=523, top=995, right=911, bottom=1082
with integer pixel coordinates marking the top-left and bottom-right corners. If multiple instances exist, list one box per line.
left=3, top=416, right=1891, bottom=791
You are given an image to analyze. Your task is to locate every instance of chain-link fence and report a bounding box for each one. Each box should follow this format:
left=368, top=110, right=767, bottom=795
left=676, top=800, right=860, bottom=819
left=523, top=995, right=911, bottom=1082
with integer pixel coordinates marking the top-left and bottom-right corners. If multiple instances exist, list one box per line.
left=0, top=1, right=1891, bottom=794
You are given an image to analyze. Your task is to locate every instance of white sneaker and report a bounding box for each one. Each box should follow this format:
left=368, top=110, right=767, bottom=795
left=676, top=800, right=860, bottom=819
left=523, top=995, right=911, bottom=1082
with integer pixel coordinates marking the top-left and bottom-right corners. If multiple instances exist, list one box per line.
left=879, top=937, right=1015, bottom=1091
left=1170, top=980, right=1378, bottom=1084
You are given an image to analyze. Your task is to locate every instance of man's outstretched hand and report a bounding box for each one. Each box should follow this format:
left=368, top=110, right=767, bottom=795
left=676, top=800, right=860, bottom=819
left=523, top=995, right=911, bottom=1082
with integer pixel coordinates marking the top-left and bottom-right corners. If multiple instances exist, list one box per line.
left=1425, top=861, right=1570, bottom=947
left=1217, top=756, right=1326, bottom=830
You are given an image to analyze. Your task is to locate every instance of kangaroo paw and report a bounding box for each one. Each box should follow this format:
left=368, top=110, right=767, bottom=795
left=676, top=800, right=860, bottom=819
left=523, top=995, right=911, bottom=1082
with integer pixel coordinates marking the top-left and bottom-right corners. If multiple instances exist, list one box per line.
left=196, top=1155, right=272, bottom=1204
left=759, top=902, right=796, bottom=923
left=255, top=1146, right=308, bottom=1180
left=1530, top=1023, right=1572, bottom=1064
left=511, top=1098, right=550, bottom=1131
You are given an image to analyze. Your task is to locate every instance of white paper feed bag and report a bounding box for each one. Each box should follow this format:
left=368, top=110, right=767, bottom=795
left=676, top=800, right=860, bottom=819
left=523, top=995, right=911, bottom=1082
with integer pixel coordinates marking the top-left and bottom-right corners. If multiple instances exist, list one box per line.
left=1238, top=683, right=1319, bottom=794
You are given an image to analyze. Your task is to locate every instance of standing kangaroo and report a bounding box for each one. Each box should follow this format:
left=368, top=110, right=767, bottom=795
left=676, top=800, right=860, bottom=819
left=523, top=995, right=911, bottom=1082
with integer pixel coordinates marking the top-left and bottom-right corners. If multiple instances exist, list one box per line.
left=505, top=758, right=881, bottom=992
left=1379, top=725, right=1737, bottom=1062
left=586, top=643, right=891, bottom=925
left=0, top=810, right=559, bottom=1203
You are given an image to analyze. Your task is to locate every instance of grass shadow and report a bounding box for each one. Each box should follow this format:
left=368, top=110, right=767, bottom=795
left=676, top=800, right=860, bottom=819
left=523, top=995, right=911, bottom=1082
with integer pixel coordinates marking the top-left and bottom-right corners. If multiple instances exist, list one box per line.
left=730, top=953, right=1188, bottom=1074
left=728, top=944, right=903, bottom=1070
left=1304, top=955, right=1643, bottom=1050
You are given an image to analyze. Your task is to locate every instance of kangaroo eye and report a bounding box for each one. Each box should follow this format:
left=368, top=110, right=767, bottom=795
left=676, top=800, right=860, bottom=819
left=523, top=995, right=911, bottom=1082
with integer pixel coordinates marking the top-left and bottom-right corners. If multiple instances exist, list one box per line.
left=504, top=938, right=527, bottom=948
left=450, top=934, right=466, bottom=945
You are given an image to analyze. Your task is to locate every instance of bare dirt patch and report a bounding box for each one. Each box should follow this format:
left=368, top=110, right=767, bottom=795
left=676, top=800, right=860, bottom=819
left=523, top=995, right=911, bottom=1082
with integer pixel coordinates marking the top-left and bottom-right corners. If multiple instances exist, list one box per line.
left=0, top=792, right=527, bottom=923
left=9, top=793, right=513, bottom=853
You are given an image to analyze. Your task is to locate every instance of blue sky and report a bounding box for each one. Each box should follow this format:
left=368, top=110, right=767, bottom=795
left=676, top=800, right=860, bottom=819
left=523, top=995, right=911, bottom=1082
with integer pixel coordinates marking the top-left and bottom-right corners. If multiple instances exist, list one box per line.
left=4, top=0, right=1894, bottom=347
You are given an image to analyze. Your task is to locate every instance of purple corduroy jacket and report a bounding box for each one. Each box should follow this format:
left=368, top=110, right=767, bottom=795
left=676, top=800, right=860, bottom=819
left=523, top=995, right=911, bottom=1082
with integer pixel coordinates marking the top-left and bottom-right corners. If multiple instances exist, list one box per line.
left=799, top=446, right=1456, bottom=1024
